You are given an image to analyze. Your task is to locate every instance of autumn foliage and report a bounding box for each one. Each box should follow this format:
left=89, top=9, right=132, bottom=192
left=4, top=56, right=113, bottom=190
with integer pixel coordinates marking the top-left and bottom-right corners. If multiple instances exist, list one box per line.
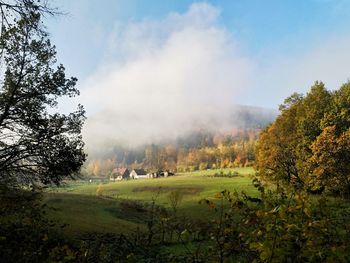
left=256, top=81, right=350, bottom=197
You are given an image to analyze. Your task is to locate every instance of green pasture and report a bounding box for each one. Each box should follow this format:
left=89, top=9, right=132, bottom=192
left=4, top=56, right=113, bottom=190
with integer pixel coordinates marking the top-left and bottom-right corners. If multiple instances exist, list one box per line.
left=44, top=167, right=257, bottom=236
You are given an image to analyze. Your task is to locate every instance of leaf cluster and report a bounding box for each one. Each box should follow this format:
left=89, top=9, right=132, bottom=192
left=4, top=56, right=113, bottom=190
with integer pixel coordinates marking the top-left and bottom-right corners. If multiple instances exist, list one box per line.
left=256, top=81, right=350, bottom=196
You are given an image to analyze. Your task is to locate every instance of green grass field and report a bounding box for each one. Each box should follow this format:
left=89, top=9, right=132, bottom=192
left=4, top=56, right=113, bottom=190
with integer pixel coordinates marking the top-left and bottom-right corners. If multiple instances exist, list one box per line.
left=44, top=167, right=257, bottom=236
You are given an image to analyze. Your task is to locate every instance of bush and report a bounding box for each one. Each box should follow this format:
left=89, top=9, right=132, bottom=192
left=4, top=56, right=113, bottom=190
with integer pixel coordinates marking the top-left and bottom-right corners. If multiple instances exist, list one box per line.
left=96, top=184, right=104, bottom=196
left=201, top=179, right=350, bottom=262
left=212, top=170, right=240, bottom=178
left=199, top=163, right=208, bottom=170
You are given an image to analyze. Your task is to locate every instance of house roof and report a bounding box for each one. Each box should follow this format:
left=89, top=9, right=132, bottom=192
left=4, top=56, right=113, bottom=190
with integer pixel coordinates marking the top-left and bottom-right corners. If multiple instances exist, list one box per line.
left=113, top=167, right=129, bottom=175
left=132, top=169, right=147, bottom=175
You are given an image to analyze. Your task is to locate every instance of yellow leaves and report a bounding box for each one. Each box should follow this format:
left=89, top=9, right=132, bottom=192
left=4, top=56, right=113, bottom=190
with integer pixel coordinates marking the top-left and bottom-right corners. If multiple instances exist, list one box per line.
left=256, top=210, right=264, bottom=217
left=285, top=224, right=298, bottom=231
left=214, top=192, right=222, bottom=199
left=42, top=234, right=48, bottom=241
left=96, top=184, right=104, bottom=196
left=279, top=209, right=287, bottom=219
left=294, top=205, right=303, bottom=210
left=271, top=206, right=280, bottom=214
left=303, top=207, right=312, bottom=217
left=260, top=250, right=270, bottom=261
left=249, top=242, right=263, bottom=250
left=256, top=230, right=263, bottom=237
left=160, top=216, right=170, bottom=223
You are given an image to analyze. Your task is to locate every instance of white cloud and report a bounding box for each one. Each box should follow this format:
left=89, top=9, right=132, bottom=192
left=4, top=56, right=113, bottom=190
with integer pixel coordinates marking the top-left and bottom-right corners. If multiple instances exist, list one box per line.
left=81, top=3, right=254, bottom=150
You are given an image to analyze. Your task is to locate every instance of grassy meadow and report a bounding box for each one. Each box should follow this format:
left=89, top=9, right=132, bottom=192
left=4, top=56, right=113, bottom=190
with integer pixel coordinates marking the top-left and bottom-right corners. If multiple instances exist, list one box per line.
left=44, top=167, right=257, bottom=236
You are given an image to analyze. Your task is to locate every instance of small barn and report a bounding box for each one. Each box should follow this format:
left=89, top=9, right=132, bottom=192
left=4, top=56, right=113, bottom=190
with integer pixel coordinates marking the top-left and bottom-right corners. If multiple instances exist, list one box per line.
left=130, top=169, right=148, bottom=179
left=111, top=168, right=130, bottom=181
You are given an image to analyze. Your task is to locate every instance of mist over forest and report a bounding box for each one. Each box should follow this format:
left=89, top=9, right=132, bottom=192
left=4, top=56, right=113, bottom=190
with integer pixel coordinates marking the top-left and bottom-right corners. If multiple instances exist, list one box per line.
left=85, top=104, right=278, bottom=159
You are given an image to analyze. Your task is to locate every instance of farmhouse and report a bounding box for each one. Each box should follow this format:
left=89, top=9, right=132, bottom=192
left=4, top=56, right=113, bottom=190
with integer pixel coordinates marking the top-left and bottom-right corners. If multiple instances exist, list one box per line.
left=111, top=168, right=130, bottom=181
left=130, top=169, right=148, bottom=179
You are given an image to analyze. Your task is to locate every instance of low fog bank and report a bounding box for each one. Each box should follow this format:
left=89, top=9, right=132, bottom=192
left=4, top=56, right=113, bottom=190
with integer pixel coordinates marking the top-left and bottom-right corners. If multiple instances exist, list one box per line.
left=229, top=105, right=278, bottom=129
left=83, top=104, right=278, bottom=159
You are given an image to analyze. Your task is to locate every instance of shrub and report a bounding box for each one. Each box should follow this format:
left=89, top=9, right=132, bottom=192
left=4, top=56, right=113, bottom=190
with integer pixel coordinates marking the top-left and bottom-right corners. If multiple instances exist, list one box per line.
left=96, top=184, right=104, bottom=196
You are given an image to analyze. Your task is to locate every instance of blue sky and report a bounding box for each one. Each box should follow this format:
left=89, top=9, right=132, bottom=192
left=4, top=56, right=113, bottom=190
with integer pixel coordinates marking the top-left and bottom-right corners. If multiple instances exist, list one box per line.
left=48, top=0, right=350, bottom=83
left=46, top=1, right=350, bottom=147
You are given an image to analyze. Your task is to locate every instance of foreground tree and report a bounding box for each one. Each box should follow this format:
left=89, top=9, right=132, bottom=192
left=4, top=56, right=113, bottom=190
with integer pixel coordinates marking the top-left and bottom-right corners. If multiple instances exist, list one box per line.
left=0, top=1, right=85, bottom=187
left=256, top=81, right=350, bottom=196
left=255, top=92, right=303, bottom=187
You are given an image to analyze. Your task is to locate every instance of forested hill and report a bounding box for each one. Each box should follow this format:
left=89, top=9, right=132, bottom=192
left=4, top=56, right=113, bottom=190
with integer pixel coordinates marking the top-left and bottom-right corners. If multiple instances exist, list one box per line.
left=83, top=105, right=277, bottom=176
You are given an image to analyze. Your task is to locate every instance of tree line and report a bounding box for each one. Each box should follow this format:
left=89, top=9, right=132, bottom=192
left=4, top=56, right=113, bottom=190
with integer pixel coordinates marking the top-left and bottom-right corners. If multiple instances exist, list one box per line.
left=83, top=129, right=258, bottom=177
